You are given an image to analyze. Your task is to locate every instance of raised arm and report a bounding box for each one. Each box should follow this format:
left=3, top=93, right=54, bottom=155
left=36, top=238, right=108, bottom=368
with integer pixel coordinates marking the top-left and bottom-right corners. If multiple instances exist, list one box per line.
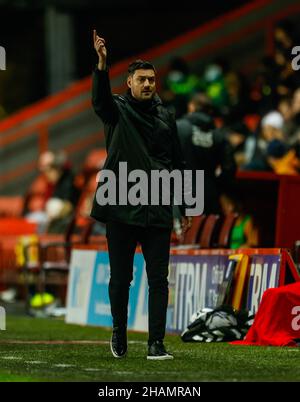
left=93, top=29, right=107, bottom=70
left=92, top=30, right=119, bottom=125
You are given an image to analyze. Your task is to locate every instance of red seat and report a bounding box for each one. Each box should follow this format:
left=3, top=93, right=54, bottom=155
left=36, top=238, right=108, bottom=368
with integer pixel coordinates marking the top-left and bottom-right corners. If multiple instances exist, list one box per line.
left=217, top=213, right=239, bottom=248
left=182, top=215, right=206, bottom=245
left=0, top=196, right=24, bottom=217
left=23, top=174, right=50, bottom=213
left=199, top=214, right=220, bottom=248
left=83, top=148, right=107, bottom=172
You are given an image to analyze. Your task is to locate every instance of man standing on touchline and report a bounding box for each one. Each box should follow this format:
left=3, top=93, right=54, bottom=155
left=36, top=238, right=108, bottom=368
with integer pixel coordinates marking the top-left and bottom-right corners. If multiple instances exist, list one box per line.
left=91, top=30, right=192, bottom=360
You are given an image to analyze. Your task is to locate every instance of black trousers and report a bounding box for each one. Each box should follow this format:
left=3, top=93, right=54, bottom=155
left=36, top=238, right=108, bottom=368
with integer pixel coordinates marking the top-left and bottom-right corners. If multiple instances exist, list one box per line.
left=106, top=221, right=172, bottom=345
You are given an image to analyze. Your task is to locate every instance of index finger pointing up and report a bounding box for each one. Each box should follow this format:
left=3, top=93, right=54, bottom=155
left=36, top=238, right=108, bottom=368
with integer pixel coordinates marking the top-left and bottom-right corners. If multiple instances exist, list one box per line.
left=93, top=29, right=97, bottom=42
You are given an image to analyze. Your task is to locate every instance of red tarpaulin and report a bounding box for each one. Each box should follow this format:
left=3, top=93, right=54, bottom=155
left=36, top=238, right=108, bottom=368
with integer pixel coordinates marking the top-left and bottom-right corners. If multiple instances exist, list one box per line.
left=232, top=281, right=300, bottom=347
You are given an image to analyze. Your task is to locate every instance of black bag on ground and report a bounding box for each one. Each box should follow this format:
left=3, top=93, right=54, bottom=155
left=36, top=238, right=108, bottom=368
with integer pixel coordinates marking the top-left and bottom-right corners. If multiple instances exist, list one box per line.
left=181, top=305, right=254, bottom=342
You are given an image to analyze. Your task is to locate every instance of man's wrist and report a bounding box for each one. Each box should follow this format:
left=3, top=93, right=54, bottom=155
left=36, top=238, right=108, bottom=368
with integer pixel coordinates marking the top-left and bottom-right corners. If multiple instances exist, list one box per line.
left=97, top=60, right=107, bottom=70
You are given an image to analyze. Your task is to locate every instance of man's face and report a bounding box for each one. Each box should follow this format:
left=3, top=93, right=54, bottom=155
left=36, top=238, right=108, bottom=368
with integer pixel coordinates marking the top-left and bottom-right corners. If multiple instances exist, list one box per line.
left=127, top=69, right=156, bottom=101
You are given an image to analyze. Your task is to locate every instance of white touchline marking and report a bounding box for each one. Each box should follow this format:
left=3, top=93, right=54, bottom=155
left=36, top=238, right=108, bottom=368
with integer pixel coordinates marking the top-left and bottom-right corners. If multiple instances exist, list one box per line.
left=128, top=341, right=147, bottom=345
left=84, top=368, right=103, bottom=372
left=25, top=361, right=46, bottom=364
left=1, top=356, right=22, bottom=360
left=114, top=371, right=135, bottom=375
left=0, top=340, right=147, bottom=345
left=0, top=340, right=109, bottom=345
left=53, top=364, right=76, bottom=368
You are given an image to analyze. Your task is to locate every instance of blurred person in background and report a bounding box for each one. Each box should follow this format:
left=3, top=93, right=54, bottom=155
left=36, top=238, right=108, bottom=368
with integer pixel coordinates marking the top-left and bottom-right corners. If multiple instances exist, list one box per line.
left=292, top=87, right=300, bottom=116
left=185, top=91, right=216, bottom=117
left=220, top=190, right=259, bottom=249
left=19, top=150, right=80, bottom=312
left=261, top=111, right=285, bottom=143
left=265, top=139, right=300, bottom=175
left=225, top=121, right=256, bottom=168
left=284, top=88, right=300, bottom=146
left=176, top=92, right=237, bottom=215
left=24, top=150, right=79, bottom=233
left=161, top=56, right=202, bottom=118
left=277, top=96, right=296, bottom=141
left=274, top=47, right=300, bottom=98
left=243, top=110, right=285, bottom=171
left=249, top=20, right=299, bottom=115
left=201, top=62, right=229, bottom=113
left=273, top=21, right=300, bottom=98
left=223, top=70, right=251, bottom=124
left=249, top=56, right=279, bottom=115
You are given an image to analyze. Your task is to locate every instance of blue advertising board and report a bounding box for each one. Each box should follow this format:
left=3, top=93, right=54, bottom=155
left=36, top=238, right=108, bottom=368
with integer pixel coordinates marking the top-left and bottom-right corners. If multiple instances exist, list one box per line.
left=167, top=254, right=229, bottom=332
left=246, top=254, right=281, bottom=314
left=66, top=249, right=284, bottom=334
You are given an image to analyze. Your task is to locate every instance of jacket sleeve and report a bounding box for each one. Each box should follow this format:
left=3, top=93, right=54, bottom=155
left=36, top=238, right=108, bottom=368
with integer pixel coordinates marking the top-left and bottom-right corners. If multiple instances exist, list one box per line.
left=92, top=68, right=119, bottom=125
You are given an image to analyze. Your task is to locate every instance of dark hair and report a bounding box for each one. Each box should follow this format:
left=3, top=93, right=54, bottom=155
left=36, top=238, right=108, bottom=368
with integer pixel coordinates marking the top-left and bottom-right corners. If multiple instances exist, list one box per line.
left=188, top=92, right=216, bottom=117
left=128, top=59, right=156, bottom=75
left=266, top=139, right=288, bottom=159
left=227, top=121, right=251, bottom=137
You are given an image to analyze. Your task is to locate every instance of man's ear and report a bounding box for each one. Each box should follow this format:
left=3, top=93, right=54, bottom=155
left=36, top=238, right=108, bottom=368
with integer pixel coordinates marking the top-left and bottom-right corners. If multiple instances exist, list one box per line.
left=127, top=76, right=132, bottom=88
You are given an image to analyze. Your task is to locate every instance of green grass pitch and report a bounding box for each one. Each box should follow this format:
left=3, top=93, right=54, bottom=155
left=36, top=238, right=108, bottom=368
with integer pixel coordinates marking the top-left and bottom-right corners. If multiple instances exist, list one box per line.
left=0, top=315, right=299, bottom=382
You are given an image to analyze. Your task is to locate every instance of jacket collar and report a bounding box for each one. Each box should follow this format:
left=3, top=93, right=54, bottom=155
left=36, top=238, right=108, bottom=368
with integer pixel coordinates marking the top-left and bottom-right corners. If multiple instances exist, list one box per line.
left=125, top=91, right=162, bottom=112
